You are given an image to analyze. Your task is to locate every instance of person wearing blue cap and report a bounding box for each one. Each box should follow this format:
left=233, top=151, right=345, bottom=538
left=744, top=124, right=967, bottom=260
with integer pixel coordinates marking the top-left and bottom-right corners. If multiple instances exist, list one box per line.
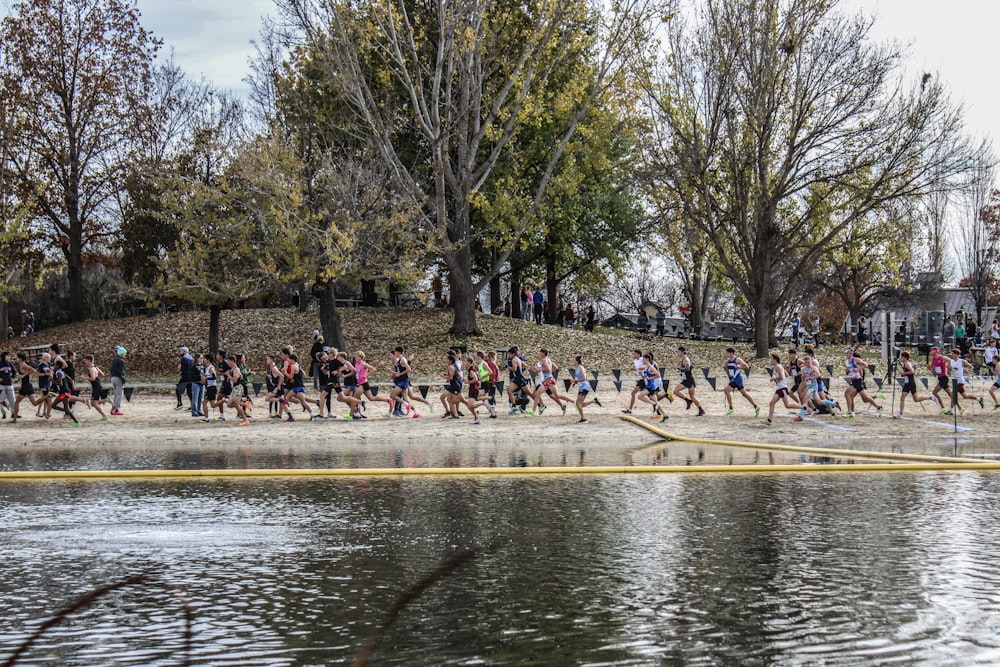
left=110, top=346, right=127, bottom=415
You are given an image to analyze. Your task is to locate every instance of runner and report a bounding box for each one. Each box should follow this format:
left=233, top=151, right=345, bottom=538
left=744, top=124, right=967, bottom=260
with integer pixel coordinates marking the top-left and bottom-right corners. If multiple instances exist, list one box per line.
left=843, top=348, right=882, bottom=417
left=928, top=346, right=952, bottom=412
left=283, top=352, right=317, bottom=421
left=762, top=353, right=805, bottom=425
left=223, top=355, right=251, bottom=425
left=530, top=349, right=569, bottom=415
left=10, top=352, right=36, bottom=423
left=440, top=350, right=468, bottom=420
left=799, top=348, right=838, bottom=417
left=622, top=350, right=645, bottom=415
left=894, top=350, right=935, bottom=418
left=388, top=347, right=413, bottom=417
left=48, top=359, right=79, bottom=426
left=334, top=351, right=364, bottom=419
left=636, top=354, right=667, bottom=421
left=505, top=346, right=531, bottom=414
left=31, top=353, right=53, bottom=418
left=353, top=351, right=392, bottom=415
left=570, top=355, right=601, bottom=423
left=674, top=347, right=705, bottom=416
left=723, top=348, right=759, bottom=416
left=948, top=348, right=983, bottom=415
left=0, top=351, right=15, bottom=420
left=82, top=355, right=109, bottom=421
left=201, top=354, right=219, bottom=422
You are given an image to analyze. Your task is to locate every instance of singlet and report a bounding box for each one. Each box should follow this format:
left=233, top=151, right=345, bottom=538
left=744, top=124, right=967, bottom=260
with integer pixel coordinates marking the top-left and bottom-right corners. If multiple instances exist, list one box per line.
left=537, top=358, right=554, bottom=383
left=725, top=357, right=743, bottom=380
left=268, top=365, right=282, bottom=391
left=205, top=364, right=218, bottom=387
left=773, top=364, right=788, bottom=390
left=352, top=363, right=366, bottom=385
left=53, top=368, right=70, bottom=394
left=846, top=357, right=861, bottom=381
left=800, top=360, right=817, bottom=382
left=633, top=357, right=644, bottom=378
left=574, top=366, right=592, bottom=392
left=931, top=356, right=949, bottom=378
left=986, top=346, right=998, bottom=365
left=238, top=364, right=250, bottom=389
left=90, top=369, right=102, bottom=392
left=680, top=359, right=694, bottom=384
left=37, top=362, right=52, bottom=391
left=950, top=358, right=966, bottom=384
left=0, top=360, right=13, bottom=386
left=394, top=359, right=409, bottom=384
left=341, top=362, right=356, bottom=386
left=292, top=367, right=305, bottom=389
left=477, top=362, right=490, bottom=384
left=508, top=356, right=527, bottom=385
left=789, top=358, right=801, bottom=382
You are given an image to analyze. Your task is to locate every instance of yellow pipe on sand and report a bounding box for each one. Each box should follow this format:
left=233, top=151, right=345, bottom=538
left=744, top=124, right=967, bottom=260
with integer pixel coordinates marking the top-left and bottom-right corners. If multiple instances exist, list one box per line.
left=620, top=414, right=985, bottom=464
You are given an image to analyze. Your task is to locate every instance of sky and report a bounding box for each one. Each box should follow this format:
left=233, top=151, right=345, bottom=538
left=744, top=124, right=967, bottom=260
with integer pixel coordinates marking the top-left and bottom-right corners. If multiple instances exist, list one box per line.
left=134, top=0, right=999, bottom=146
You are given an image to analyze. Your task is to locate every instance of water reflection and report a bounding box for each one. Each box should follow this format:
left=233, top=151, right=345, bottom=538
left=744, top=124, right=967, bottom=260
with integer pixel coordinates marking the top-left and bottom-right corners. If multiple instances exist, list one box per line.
left=2, top=474, right=1000, bottom=665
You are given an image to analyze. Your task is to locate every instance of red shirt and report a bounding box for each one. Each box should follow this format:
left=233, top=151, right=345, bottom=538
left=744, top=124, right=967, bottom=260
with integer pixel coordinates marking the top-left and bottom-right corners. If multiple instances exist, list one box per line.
left=931, top=355, right=949, bottom=378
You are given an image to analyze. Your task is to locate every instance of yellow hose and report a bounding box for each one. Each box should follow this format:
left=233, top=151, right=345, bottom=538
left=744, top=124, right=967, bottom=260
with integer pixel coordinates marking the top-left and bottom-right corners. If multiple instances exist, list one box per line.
left=2, top=462, right=1000, bottom=480
left=619, top=414, right=986, bottom=464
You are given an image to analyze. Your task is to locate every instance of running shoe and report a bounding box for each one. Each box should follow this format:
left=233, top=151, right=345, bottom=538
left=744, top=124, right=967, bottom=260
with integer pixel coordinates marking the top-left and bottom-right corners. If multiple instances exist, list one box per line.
left=754, top=405, right=760, bottom=417
left=877, top=406, right=883, bottom=418
left=100, top=416, right=109, bottom=422
left=202, top=417, right=210, bottom=423
left=761, top=418, right=772, bottom=426
left=240, top=419, right=250, bottom=426
left=69, top=422, right=80, bottom=427
left=578, top=418, right=588, bottom=424
left=538, top=405, right=546, bottom=415
left=621, top=409, right=632, bottom=414
left=892, top=413, right=902, bottom=419
left=594, top=397, right=602, bottom=407
left=876, top=392, right=886, bottom=400
left=697, top=409, right=706, bottom=417
left=684, top=398, right=692, bottom=410
left=978, top=397, right=985, bottom=409
left=941, top=409, right=954, bottom=416
left=525, top=409, right=535, bottom=416
left=666, top=391, right=675, bottom=404
left=174, top=404, right=185, bottom=410
left=793, top=416, right=803, bottom=422
left=285, top=416, right=295, bottom=422
left=217, top=415, right=226, bottom=421
left=725, top=407, right=734, bottom=415
left=561, top=405, right=567, bottom=415
left=310, top=414, right=322, bottom=421
left=472, top=418, right=481, bottom=425
left=959, top=407, right=966, bottom=416
left=509, top=406, right=517, bottom=415
left=845, top=412, right=856, bottom=418
left=412, top=411, right=421, bottom=419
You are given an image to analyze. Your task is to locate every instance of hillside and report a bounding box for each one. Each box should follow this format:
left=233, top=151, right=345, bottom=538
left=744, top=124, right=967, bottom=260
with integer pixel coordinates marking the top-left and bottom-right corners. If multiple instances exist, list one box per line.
left=11, top=307, right=766, bottom=382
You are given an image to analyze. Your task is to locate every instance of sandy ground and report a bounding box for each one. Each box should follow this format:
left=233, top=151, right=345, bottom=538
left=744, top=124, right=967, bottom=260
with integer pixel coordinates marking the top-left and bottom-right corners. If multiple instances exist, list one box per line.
left=2, top=376, right=998, bottom=459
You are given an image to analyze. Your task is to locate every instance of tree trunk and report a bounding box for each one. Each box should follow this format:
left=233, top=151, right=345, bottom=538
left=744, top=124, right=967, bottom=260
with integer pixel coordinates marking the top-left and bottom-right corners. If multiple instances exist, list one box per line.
left=208, top=304, right=222, bottom=358
left=445, top=244, right=480, bottom=335
left=753, top=301, right=771, bottom=359
left=510, top=271, right=522, bottom=319
left=690, top=273, right=705, bottom=330
left=490, top=274, right=501, bottom=314
left=67, top=237, right=85, bottom=322
left=298, top=280, right=309, bottom=312
left=317, top=280, right=345, bottom=351
left=545, top=254, right=558, bottom=324
left=0, top=297, right=7, bottom=340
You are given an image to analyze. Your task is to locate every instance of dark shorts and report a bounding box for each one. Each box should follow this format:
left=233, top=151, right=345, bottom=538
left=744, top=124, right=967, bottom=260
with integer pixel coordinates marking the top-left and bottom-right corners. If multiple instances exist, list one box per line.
left=18, top=383, right=34, bottom=397
left=902, top=378, right=917, bottom=395
left=957, top=383, right=966, bottom=394
left=635, top=379, right=645, bottom=389
left=850, top=379, right=865, bottom=392
left=728, top=378, right=744, bottom=390
left=395, top=380, right=410, bottom=391
left=937, top=376, right=949, bottom=389
left=447, top=380, right=463, bottom=395
left=791, top=380, right=801, bottom=393
left=360, top=382, right=371, bottom=393
left=91, top=385, right=102, bottom=401
left=205, top=386, right=218, bottom=401
left=578, top=388, right=589, bottom=397
left=511, top=377, right=527, bottom=388
left=468, top=385, right=480, bottom=400
left=775, top=387, right=790, bottom=399
left=483, top=381, right=496, bottom=399
left=682, top=378, right=695, bottom=389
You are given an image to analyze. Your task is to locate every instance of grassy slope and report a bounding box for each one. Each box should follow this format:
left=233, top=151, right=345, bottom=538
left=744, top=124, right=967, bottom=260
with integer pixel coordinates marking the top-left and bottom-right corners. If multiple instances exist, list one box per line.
left=11, top=307, right=837, bottom=382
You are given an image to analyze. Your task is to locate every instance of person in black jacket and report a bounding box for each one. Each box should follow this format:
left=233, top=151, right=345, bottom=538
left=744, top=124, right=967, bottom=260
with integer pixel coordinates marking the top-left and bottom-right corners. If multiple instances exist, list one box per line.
left=309, top=330, right=325, bottom=389
left=110, top=346, right=127, bottom=415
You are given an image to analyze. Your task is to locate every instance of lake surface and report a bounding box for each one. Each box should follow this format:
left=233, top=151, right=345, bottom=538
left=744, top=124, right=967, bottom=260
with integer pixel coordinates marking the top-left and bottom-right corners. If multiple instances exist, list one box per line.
left=3, top=470, right=1000, bottom=665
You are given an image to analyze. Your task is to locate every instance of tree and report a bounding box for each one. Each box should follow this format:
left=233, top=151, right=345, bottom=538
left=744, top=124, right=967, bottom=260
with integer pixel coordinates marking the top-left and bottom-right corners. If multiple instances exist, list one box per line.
left=276, top=0, right=660, bottom=335
left=0, top=0, right=159, bottom=322
left=956, top=164, right=998, bottom=325
left=648, top=0, right=988, bottom=356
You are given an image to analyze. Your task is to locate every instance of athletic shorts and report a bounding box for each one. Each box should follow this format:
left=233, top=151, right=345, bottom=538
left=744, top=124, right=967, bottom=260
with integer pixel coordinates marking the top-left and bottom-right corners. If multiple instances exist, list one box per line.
left=292, top=386, right=306, bottom=394
left=791, top=380, right=801, bottom=393
left=447, top=380, right=463, bottom=395
left=956, top=383, right=965, bottom=394
left=91, top=385, right=101, bottom=401
left=395, top=380, right=410, bottom=390
left=635, top=379, right=645, bottom=389
left=542, top=377, right=556, bottom=388
left=205, top=386, right=218, bottom=401
left=360, top=382, right=372, bottom=393
left=993, top=380, right=1000, bottom=389
left=18, top=382, right=34, bottom=397
left=903, top=379, right=917, bottom=395
left=937, top=376, right=949, bottom=389
left=728, top=377, right=744, bottom=390
left=850, top=379, right=865, bottom=392
left=775, top=387, right=790, bottom=399
left=483, top=381, right=496, bottom=399
left=468, top=385, right=480, bottom=400
left=577, top=388, right=590, bottom=396
left=682, top=378, right=695, bottom=389
left=511, top=377, right=527, bottom=388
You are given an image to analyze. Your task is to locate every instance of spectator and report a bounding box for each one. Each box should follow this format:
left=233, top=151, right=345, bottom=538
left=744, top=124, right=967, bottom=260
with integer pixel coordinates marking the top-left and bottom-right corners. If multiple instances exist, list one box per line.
left=309, top=330, right=324, bottom=389
left=565, top=304, right=575, bottom=328
left=521, top=287, right=532, bottom=321
left=533, top=287, right=544, bottom=324
left=175, top=346, right=195, bottom=410
left=585, top=305, right=595, bottom=332
left=955, top=317, right=968, bottom=356
left=432, top=274, right=443, bottom=307
left=942, top=316, right=955, bottom=347
left=110, top=346, right=127, bottom=415
left=857, top=316, right=868, bottom=344
left=791, top=312, right=801, bottom=345
left=656, top=307, right=666, bottom=337
left=503, top=298, right=511, bottom=317
left=636, top=310, right=649, bottom=332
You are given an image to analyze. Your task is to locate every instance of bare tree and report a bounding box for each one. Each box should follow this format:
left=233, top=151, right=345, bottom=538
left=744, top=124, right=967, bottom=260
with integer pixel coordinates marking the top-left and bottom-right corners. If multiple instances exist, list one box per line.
left=0, top=0, right=159, bottom=322
left=647, top=0, right=989, bottom=357
left=273, top=0, right=664, bottom=335
left=956, top=161, right=998, bottom=325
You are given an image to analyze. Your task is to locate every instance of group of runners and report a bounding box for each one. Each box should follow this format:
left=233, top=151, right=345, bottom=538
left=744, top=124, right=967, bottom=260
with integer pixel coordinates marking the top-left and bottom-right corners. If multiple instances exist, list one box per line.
left=0, top=344, right=122, bottom=426
left=5, top=337, right=998, bottom=428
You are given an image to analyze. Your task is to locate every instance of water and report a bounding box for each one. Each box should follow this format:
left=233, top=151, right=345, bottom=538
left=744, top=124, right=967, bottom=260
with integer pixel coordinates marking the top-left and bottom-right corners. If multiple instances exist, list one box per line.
left=3, top=472, right=1000, bottom=665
